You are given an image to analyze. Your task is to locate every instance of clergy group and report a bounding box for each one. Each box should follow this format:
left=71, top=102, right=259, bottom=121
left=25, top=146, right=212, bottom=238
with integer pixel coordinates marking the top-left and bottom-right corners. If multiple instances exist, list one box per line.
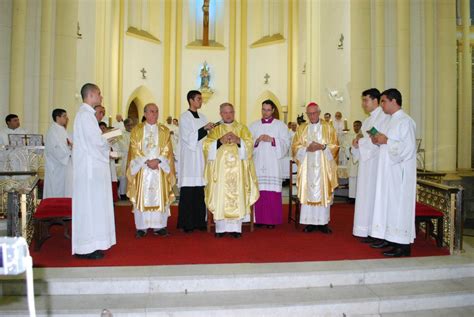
left=21, top=83, right=416, bottom=260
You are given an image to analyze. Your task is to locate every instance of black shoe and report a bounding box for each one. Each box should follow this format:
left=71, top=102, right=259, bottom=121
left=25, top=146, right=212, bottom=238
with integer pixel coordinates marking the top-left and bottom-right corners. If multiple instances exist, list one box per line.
left=383, top=245, right=411, bottom=257
left=303, top=225, right=316, bottom=233
left=371, top=240, right=392, bottom=249
left=231, top=232, right=242, bottom=239
left=120, top=195, right=128, bottom=201
left=319, top=224, right=332, bottom=234
left=266, top=225, right=275, bottom=229
left=153, top=228, right=169, bottom=236
left=360, top=237, right=378, bottom=244
left=183, top=228, right=194, bottom=233
left=215, top=232, right=226, bottom=238
left=255, top=224, right=264, bottom=228
left=75, top=250, right=104, bottom=260
left=135, top=230, right=147, bottom=238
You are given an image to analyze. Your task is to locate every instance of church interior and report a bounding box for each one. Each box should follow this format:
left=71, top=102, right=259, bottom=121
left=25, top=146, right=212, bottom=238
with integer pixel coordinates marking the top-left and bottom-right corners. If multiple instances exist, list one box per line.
left=1, top=0, right=474, bottom=316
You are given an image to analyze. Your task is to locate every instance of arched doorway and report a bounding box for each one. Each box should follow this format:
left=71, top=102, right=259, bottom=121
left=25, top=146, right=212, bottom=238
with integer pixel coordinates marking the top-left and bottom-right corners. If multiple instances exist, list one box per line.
left=128, top=100, right=139, bottom=121
left=250, top=90, right=284, bottom=124
left=124, top=85, right=157, bottom=122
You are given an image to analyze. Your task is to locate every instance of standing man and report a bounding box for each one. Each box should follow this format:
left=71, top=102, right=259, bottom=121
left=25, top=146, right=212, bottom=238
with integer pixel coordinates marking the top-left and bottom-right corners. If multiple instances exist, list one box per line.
left=249, top=100, right=290, bottom=228
left=117, top=118, right=133, bottom=200
left=127, top=103, right=176, bottom=238
left=94, top=105, right=106, bottom=123
left=351, top=88, right=390, bottom=241
left=72, top=83, right=116, bottom=259
left=177, top=90, right=215, bottom=232
left=203, top=103, right=259, bottom=238
left=0, top=114, right=29, bottom=145
left=43, top=109, right=72, bottom=198
left=347, top=120, right=362, bottom=202
left=370, top=89, right=417, bottom=257
left=292, top=103, right=339, bottom=234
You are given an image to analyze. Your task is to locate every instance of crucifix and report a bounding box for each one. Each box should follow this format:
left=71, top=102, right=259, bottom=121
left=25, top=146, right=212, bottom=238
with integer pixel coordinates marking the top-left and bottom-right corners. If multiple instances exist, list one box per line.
left=202, top=0, right=210, bottom=46
left=264, top=73, right=270, bottom=84
left=140, top=68, right=147, bottom=79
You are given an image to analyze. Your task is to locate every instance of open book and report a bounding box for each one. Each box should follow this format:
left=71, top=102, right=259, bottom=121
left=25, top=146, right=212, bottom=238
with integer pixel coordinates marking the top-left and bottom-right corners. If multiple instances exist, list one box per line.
left=102, top=128, right=122, bottom=140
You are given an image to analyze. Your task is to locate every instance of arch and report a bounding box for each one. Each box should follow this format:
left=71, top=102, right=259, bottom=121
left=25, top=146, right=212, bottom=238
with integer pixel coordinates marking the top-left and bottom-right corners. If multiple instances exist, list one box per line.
left=249, top=90, right=284, bottom=124
left=124, top=85, right=157, bottom=121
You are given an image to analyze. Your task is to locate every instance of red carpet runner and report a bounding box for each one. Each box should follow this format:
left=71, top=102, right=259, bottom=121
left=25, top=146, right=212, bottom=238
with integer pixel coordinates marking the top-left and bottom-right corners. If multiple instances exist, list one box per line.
left=30, top=204, right=449, bottom=267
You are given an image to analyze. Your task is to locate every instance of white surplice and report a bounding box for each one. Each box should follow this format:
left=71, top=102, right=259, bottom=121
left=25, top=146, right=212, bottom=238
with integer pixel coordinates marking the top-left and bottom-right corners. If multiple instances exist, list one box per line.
left=43, top=122, right=72, bottom=198
left=296, top=122, right=334, bottom=225
left=343, top=131, right=359, bottom=199
left=0, top=127, right=29, bottom=145
left=130, top=123, right=171, bottom=230
left=351, top=107, right=390, bottom=237
left=72, top=103, right=116, bottom=255
left=178, top=110, right=208, bottom=187
left=249, top=118, right=290, bottom=192
left=370, top=109, right=417, bottom=244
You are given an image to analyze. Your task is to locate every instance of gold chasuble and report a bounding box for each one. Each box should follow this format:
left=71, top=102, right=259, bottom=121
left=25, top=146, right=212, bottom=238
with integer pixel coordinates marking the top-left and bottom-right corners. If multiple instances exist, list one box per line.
left=126, top=123, right=176, bottom=212
left=203, top=121, right=259, bottom=221
left=291, top=121, right=339, bottom=207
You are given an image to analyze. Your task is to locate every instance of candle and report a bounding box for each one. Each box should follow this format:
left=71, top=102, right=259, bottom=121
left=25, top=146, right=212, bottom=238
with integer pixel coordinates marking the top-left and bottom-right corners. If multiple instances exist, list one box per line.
left=344, top=119, right=348, bottom=130
left=108, top=116, right=112, bottom=127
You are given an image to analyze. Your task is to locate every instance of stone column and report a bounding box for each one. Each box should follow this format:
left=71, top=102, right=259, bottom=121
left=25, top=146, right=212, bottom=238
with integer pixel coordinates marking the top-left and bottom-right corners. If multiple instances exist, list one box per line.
left=423, top=0, right=435, bottom=170
left=38, top=0, right=54, bottom=134
left=458, top=0, right=472, bottom=169
left=9, top=0, right=27, bottom=118
left=373, top=0, right=384, bottom=89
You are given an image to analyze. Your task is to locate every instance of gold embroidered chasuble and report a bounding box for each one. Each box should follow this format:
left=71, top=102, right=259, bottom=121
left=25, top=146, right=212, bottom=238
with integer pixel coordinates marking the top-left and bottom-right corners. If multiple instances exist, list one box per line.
left=203, top=121, right=259, bottom=220
left=126, top=123, right=176, bottom=212
left=291, top=121, right=339, bottom=207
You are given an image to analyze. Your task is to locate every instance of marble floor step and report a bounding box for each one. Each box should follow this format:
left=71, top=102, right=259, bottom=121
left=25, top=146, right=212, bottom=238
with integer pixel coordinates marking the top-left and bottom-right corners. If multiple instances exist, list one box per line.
left=2, top=256, right=474, bottom=296
left=381, top=306, right=474, bottom=317
left=0, top=277, right=473, bottom=316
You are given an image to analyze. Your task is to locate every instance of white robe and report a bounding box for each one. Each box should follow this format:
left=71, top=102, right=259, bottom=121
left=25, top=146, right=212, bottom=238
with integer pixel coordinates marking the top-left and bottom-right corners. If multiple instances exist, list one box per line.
left=249, top=118, right=290, bottom=192
left=117, top=130, right=131, bottom=196
left=0, top=127, right=29, bottom=145
left=280, top=130, right=295, bottom=179
left=72, top=103, right=116, bottom=255
left=343, top=132, right=359, bottom=199
left=296, top=122, right=334, bottom=225
left=43, top=122, right=72, bottom=198
left=207, top=124, right=249, bottom=233
left=130, top=123, right=171, bottom=230
left=178, top=110, right=208, bottom=187
left=352, top=107, right=390, bottom=237
left=371, top=109, right=417, bottom=244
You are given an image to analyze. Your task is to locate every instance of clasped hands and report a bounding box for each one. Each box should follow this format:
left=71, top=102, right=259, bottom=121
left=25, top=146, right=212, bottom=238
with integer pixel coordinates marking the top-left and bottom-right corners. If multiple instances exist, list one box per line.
left=145, top=159, right=160, bottom=170
left=219, top=132, right=240, bottom=145
left=256, top=134, right=273, bottom=143
left=307, top=141, right=325, bottom=152
left=370, top=133, right=388, bottom=145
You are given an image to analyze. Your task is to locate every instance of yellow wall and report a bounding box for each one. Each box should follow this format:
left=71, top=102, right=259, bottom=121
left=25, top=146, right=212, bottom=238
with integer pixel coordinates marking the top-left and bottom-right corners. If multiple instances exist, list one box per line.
left=1, top=0, right=468, bottom=172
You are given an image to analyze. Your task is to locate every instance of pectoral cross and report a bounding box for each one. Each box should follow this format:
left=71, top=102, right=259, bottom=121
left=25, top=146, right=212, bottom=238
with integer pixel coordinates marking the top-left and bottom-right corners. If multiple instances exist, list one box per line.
left=146, top=132, right=156, bottom=150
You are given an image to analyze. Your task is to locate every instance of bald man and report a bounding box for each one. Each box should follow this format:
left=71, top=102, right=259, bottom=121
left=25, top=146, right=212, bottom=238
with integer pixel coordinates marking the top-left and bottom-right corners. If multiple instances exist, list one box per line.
left=126, top=103, right=176, bottom=238
left=292, top=102, right=339, bottom=234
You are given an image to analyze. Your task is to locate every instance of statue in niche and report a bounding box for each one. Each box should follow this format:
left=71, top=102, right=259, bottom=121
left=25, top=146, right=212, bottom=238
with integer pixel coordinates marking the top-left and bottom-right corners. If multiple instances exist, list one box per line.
left=202, top=0, right=210, bottom=46
left=199, top=61, right=214, bottom=103
left=200, top=61, right=211, bottom=89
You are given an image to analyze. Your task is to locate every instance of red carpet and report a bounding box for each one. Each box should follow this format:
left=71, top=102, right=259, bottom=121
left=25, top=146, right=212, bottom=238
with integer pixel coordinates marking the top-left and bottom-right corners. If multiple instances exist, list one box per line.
left=30, top=204, right=449, bottom=268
